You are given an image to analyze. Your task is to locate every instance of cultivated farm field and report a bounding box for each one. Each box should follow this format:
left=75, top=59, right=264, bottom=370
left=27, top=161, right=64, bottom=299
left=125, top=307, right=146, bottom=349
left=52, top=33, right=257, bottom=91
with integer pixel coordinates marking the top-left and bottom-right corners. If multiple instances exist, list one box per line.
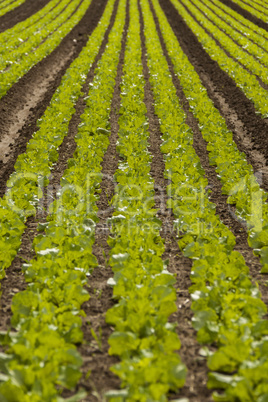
left=0, top=0, right=268, bottom=401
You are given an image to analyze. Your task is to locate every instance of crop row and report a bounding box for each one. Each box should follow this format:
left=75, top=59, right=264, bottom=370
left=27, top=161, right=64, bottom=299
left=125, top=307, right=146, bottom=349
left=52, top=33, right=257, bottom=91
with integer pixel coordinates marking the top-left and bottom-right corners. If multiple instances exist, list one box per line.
left=0, top=0, right=60, bottom=45
left=0, top=0, right=116, bottom=293
left=170, top=0, right=268, bottom=118
left=105, top=0, right=186, bottom=400
left=231, top=0, right=268, bottom=22
left=0, top=0, right=126, bottom=399
left=0, top=0, right=76, bottom=72
left=143, top=0, right=268, bottom=400
left=0, top=0, right=26, bottom=17
left=158, top=0, right=268, bottom=273
left=190, top=0, right=268, bottom=69
left=0, top=0, right=93, bottom=99
left=204, top=0, right=268, bottom=45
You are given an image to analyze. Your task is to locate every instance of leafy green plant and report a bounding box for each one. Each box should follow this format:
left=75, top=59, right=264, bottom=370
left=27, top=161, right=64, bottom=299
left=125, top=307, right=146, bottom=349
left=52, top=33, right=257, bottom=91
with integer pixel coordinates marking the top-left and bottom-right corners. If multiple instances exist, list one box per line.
left=142, top=0, right=268, bottom=400
left=0, top=0, right=93, bottom=99
left=190, top=0, right=268, bottom=69
left=0, top=0, right=27, bottom=17
left=170, top=0, right=268, bottom=117
left=0, top=0, right=116, bottom=290
left=0, top=0, right=126, bottom=399
left=231, top=0, right=268, bottom=22
left=0, top=0, right=79, bottom=72
left=105, top=2, right=186, bottom=401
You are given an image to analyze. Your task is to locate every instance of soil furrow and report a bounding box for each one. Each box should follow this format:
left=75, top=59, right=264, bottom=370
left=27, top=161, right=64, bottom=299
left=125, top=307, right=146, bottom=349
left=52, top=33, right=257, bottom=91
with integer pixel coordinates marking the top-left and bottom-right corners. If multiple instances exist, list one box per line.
left=139, top=2, right=212, bottom=401
left=67, top=4, right=130, bottom=400
left=0, top=0, right=108, bottom=198
left=240, top=0, right=268, bottom=14
left=152, top=0, right=268, bottom=310
left=0, top=0, right=118, bottom=365
left=201, top=0, right=268, bottom=54
left=159, top=0, right=268, bottom=185
left=0, top=0, right=50, bottom=32
left=181, top=0, right=268, bottom=92
left=219, top=0, right=268, bottom=32
left=191, top=0, right=268, bottom=64
left=211, top=0, right=268, bottom=34
left=21, top=0, right=85, bottom=64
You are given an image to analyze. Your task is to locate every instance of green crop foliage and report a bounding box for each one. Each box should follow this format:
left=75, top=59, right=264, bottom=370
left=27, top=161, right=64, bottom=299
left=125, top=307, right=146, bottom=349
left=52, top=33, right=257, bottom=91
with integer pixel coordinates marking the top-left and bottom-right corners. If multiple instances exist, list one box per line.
left=0, top=0, right=27, bottom=17
left=155, top=0, right=268, bottom=272
left=105, top=1, right=186, bottom=401
left=203, top=0, right=268, bottom=49
left=0, top=0, right=116, bottom=289
left=0, top=0, right=60, bottom=47
left=170, top=0, right=268, bottom=118
left=0, top=0, right=126, bottom=399
left=0, top=0, right=76, bottom=72
left=231, top=0, right=268, bottom=23
left=143, top=0, right=268, bottom=399
left=0, top=0, right=93, bottom=100
left=190, top=0, right=268, bottom=69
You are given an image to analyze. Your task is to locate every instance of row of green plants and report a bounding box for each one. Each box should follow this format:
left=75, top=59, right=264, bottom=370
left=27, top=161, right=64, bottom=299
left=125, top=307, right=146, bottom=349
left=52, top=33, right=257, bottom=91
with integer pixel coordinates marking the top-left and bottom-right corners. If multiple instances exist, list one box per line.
left=0, top=0, right=93, bottom=99
left=0, top=0, right=26, bottom=17
left=232, top=0, right=268, bottom=22
left=190, top=0, right=268, bottom=69
left=143, top=0, right=268, bottom=400
left=0, top=0, right=60, bottom=47
left=162, top=0, right=268, bottom=273
left=0, top=0, right=74, bottom=71
left=181, top=0, right=268, bottom=86
left=251, top=0, right=268, bottom=9
left=0, top=0, right=116, bottom=290
left=170, top=0, right=268, bottom=118
left=205, top=0, right=268, bottom=45
left=0, top=0, right=126, bottom=399
left=105, top=1, right=186, bottom=401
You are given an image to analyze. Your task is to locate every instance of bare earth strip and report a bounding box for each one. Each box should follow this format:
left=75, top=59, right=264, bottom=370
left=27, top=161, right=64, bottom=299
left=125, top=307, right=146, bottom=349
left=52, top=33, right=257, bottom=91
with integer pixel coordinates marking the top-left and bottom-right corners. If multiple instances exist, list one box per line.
left=0, top=0, right=114, bottom=361
left=139, top=2, right=213, bottom=401
left=0, top=0, right=51, bottom=32
left=62, top=2, right=129, bottom=400
left=158, top=0, right=268, bottom=171
left=155, top=0, right=268, bottom=309
left=0, top=0, right=109, bottom=197
left=219, top=0, right=268, bottom=32
left=187, top=0, right=268, bottom=76
left=179, top=0, right=268, bottom=93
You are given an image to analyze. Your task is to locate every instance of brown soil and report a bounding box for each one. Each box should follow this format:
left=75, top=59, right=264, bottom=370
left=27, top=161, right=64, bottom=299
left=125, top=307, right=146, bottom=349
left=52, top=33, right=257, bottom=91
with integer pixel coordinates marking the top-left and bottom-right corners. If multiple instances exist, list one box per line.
left=157, top=0, right=268, bottom=300
left=180, top=0, right=268, bottom=94
left=159, top=0, right=268, bottom=184
left=139, top=4, right=212, bottom=400
left=0, top=0, right=109, bottom=197
left=1, top=0, right=268, bottom=401
left=203, top=0, right=268, bottom=54
left=219, top=0, right=268, bottom=32
left=189, top=0, right=268, bottom=71
left=0, top=0, right=51, bottom=33
left=73, top=2, right=129, bottom=399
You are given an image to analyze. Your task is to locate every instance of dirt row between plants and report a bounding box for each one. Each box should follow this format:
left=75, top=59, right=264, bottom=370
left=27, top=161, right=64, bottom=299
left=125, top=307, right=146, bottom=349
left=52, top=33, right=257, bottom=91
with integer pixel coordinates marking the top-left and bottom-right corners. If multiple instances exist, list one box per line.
left=1, top=0, right=268, bottom=400
left=219, top=0, right=268, bottom=32
left=0, top=0, right=122, bottom=398
left=158, top=0, right=268, bottom=298
left=159, top=0, right=268, bottom=175
left=187, top=0, right=268, bottom=79
left=139, top=3, right=213, bottom=400
left=207, top=0, right=268, bottom=55
left=0, top=0, right=110, bottom=358
left=0, top=0, right=109, bottom=198
left=0, top=0, right=51, bottom=32
left=181, top=0, right=268, bottom=97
